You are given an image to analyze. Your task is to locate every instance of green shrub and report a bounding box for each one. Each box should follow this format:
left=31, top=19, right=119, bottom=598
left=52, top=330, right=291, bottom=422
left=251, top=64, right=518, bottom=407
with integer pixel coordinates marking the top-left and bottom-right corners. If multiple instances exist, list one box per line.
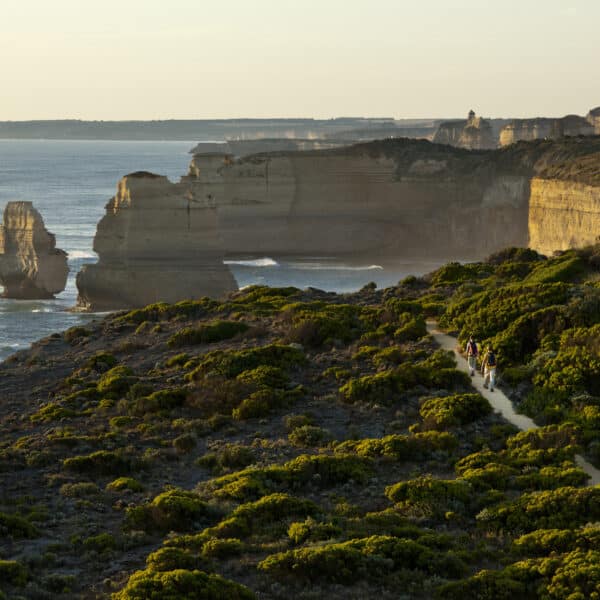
left=336, top=431, right=457, bottom=459
left=60, top=482, right=101, bottom=498
left=30, top=402, right=80, bottom=423
left=205, top=493, right=319, bottom=539
left=525, top=255, right=587, bottom=284
left=386, top=475, right=472, bottom=516
left=232, top=387, right=300, bottom=420
left=165, top=353, right=189, bottom=368
left=132, top=388, right=188, bottom=414
left=187, top=344, right=306, bottom=381
left=512, top=525, right=600, bottom=556
left=478, top=486, right=600, bottom=532
left=167, top=321, right=249, bottom=348
left=283, top=413, right=314, bottom=431
left=289, top=425, right=331, bottom=447
left=97, top=366, right=136, bottom=396
left=0, top=559, right=28, bottom=586
left=106, top=477, right=144, bottom=493
left=173, top=433, right=197, bottom=454
left=86, top=352, right=118, bottom=371
left=435, top=567, right=531, bottom=600
left=126, top=488, right=212, bottom=533
left=83, top=532, right=117, bottom=553
left=145, top=547, right=202, bottom=572
left=419, top=393, right=492, bottom=429
left=116, top=297, right=219, bottom=324
left=288, top=518, right=342, bottom=544
left=197, top=444, right=255, bottom=474
left=259, top=535, right=466, bottom=583
left=236, top=365, right=289, bottom=389
left=0, top=511, right=38, bottom=538
left=63, top=450, right=135, bottom=476
left=201, top=537, right=245, bottom=559
left=112, top=569, right=255, bottom=600
left=64, top=326, right=91, bottom=344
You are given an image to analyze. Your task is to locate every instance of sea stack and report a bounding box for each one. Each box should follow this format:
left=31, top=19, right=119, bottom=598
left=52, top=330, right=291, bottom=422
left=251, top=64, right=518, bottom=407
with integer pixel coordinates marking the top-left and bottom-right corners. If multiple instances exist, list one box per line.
left=0, top=201, right=68, bottom=299
left=76, top=172, right=237, bottom=311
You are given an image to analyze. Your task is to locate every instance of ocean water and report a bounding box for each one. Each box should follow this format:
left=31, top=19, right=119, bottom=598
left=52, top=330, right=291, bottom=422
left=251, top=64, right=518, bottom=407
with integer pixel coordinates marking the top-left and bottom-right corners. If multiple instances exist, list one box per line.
left=0, top=140, right=442, bottom=362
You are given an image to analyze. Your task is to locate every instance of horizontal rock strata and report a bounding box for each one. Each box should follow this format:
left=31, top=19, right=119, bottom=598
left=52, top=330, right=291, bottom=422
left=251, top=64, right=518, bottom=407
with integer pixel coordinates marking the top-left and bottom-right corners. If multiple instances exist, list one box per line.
left=76, top=172, right=237, bottom=311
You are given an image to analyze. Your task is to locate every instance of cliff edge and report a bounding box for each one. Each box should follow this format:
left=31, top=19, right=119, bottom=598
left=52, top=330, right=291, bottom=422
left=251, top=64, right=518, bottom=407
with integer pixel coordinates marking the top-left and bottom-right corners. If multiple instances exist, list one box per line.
left=76, top=172, right=237, bottom=311
left=0, top=201, right=68, bottom=298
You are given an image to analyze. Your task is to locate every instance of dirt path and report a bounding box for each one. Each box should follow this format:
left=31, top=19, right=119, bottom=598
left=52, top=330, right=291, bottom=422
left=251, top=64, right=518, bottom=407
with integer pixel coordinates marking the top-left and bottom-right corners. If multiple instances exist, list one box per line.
left=426, top=321, right=600, bottom=486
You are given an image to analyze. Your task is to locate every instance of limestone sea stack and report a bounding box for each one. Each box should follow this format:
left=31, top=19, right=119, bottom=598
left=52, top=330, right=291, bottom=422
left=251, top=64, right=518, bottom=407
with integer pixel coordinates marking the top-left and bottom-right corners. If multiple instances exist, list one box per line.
left=0, top=201, right=68, bottom=299
left=76, top=172, right=237, bottom=311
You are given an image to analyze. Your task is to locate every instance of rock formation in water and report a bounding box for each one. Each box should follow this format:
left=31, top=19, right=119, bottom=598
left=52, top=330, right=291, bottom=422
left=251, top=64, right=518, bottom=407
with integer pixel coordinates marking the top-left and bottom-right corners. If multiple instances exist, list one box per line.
left=432, top=110, right=496, bottom=150
left=0, top=201, right=68, bottom=299
left=499, top=114, right=594, bottom=146
left=587, top=106, right=600, bottom=134
left=76, top=172, right=237, bottom=311
left=184, top=136, right=600, bottom=263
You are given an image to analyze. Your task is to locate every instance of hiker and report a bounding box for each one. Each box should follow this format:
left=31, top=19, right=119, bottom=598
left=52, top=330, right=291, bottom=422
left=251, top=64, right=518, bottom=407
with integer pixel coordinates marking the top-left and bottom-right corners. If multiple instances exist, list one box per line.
left=465, top=335, right=478, bottom=377
left=481, top=346, right=497, bottom=392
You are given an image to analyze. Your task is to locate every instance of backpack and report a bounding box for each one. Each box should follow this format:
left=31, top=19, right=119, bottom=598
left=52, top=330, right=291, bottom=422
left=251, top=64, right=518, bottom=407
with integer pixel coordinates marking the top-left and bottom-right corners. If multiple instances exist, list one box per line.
left=487, top=352, right=496, bottom=367
left=468, top=341, right=478, bottom=355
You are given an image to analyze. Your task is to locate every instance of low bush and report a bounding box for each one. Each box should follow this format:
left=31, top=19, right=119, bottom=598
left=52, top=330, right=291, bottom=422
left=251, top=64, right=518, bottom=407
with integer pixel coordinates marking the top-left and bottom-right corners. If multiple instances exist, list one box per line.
left=197, top=444, right=255, bottom=474
left=200, top=537, right=245, bottom=559
left=0, top=559, right=28, bottom=586
left=0, top=511, right=38, bottom=538
left=97, top=366, right=136, bottom=397
left=167, top=320, right=249, bottom=348
left=477, top=486, right=600, bottom=533
left=112, top=568, right=255, bottom=600
left=145, top=547, right=203, bottom=572
left=288, top=425, right=331, bottom=447
left=126, top=488, right=212, bottom=533
left=106, top=477, right=144, bottom=493
left=63, top=450, right=135, bottom=476
left=419, top=393, right=492, bottom=429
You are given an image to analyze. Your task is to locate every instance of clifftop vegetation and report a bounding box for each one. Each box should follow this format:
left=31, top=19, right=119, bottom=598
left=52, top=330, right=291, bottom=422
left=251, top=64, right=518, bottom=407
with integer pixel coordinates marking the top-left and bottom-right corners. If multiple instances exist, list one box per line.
left=1, top=248, right=600, bottom=598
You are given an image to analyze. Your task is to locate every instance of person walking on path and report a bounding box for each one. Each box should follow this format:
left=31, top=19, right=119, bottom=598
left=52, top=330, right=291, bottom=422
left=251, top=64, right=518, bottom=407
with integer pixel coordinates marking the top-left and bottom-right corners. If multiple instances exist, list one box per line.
left=481, top=346, right=497, bottom=391
left=465, top=335, right=479, bottom=377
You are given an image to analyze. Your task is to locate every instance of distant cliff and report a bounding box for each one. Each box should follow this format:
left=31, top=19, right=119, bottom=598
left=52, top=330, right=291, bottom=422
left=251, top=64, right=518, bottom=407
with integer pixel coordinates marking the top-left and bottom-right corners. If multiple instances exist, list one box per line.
left=499, top=114, right=594, bottom=146
left=432, top=111, right=496, bottom=150
left=0, top=202, right=68, bottom=298
left=76, top=173, right=237, bottom=310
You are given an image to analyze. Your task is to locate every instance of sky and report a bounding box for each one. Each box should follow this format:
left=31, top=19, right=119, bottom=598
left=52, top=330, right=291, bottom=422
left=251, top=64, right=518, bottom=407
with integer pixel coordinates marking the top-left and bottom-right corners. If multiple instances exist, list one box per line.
left=2, top=0, right=599, bottom=120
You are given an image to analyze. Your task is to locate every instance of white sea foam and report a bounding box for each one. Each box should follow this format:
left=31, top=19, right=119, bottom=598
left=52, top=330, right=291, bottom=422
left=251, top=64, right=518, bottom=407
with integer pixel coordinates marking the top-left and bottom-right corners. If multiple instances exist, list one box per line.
left=292, top=263, right=384, bottom=271
left=224, top=258, right=279, bottom=267
left=68, top=250, right=96, bottom=260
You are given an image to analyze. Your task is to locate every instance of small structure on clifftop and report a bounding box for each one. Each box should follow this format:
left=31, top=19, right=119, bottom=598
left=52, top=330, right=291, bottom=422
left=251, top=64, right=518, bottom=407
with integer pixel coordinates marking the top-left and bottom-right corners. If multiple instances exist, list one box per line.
left=76, top=172, right=238, bottom=311
left=433, top=110, right=496, bottom=150
left=0, top=201, right=68, bottom=298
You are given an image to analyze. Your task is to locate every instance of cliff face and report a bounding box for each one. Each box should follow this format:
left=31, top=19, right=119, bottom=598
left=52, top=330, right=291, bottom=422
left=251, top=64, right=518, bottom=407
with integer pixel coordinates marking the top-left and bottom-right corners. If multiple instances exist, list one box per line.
left=76, top=173, right=237, bottom=311
left=0, top=201, right=68, bottom=298
left=528, top=178, right=600, bottom=256
left=499, top=115, right=594, bottom=146
left=185, top=140, right=532, bottom=261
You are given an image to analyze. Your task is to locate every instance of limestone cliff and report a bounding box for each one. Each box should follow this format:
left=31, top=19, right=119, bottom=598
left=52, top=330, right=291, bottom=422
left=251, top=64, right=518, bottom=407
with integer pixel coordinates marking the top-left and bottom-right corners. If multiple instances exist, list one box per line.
left=184, top=139, right=535, bottom=261
left=0, top=202, right=68, bottom=298
left=499, top=115, right=594, bottom=146
left=432, top=111, right=496, bottom=150
left=183, top=136, right=600, bottom=263
left=76, top=173, right=237, bottom=311
left=528, top=178, right=600, bottom=256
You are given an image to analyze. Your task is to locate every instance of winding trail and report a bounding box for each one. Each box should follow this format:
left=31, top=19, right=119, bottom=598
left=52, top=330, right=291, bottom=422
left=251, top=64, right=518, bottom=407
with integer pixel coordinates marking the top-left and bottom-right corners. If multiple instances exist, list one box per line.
left=427, top=321, right=600, bottom=486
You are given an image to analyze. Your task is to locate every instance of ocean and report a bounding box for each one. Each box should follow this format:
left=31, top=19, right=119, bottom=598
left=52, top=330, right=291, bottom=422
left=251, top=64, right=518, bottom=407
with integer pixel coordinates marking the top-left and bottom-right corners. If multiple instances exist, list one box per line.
left=0, top=140, right=442, bottom=362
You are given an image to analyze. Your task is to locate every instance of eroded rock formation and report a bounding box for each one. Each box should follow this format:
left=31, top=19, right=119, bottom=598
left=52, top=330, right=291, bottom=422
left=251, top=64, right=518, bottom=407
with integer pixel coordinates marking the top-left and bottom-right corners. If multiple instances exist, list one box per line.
left=0, top=201, right=68, bottom=298
left=76, top=172, right=237, bottom=311
left=432, top=110, right=496, bottom=150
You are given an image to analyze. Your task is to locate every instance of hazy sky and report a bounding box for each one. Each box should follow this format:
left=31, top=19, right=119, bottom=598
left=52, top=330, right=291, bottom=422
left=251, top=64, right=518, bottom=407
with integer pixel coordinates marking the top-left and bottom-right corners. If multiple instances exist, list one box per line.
left=2, top=0, right=599, bottom=120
